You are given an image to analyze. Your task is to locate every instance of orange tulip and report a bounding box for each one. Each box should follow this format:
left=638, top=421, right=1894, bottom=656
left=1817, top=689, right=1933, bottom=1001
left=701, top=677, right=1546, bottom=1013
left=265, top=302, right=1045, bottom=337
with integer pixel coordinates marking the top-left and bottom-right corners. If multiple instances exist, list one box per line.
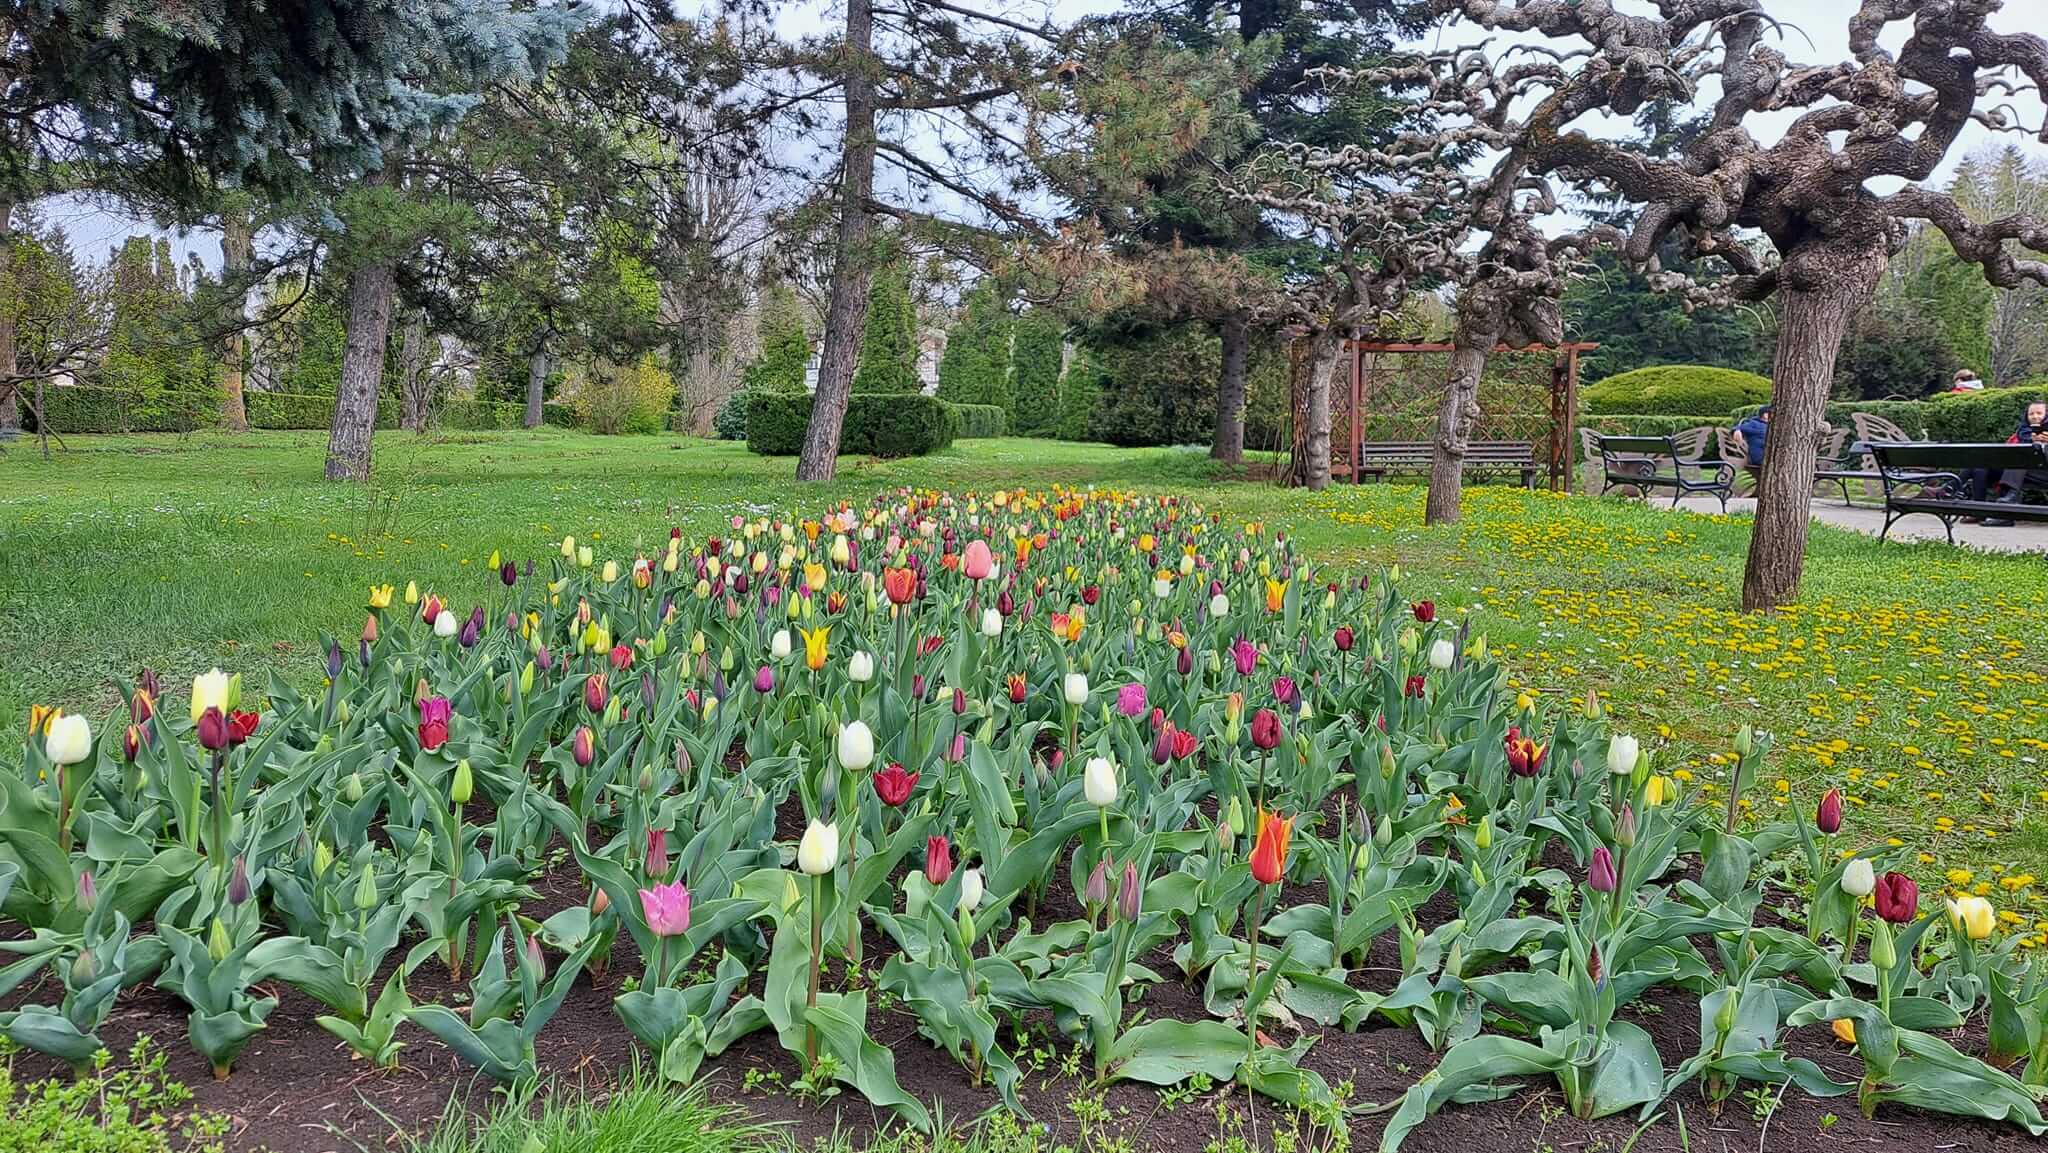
left=883, top=567, right=918, bottom=606
left=1250, top=809, right=1292, bottom=885
left=1264, top=579, right=1285, bottom=614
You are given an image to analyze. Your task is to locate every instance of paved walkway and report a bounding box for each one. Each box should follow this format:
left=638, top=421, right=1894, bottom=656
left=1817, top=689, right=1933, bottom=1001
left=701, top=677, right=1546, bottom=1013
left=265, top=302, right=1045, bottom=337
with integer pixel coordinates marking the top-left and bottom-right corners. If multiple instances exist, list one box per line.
left=1668, top=493, right=2047, bottom=553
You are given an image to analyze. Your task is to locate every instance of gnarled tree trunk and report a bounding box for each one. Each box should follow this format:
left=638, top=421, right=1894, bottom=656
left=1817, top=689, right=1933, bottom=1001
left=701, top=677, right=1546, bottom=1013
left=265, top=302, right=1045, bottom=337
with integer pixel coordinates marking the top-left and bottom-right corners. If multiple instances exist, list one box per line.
left=1212, top=310, right=1249, bottom=465
left=1741, top=245, right=1887, bottom=612
left=1426, top=307, right=1501, bottom=526
left=796, top=0, right=876, bottom=482
left=325, top=258, right=396, bottom=480
left=1286, top=326, right=1342, bottom=490
left=218, top=206, right=253, bottom=432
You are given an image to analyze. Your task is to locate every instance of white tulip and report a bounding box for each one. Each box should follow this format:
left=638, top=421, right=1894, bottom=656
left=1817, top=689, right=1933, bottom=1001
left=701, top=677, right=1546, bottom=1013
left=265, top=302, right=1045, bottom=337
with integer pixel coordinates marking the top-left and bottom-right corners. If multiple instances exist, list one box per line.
left=560, top=535, right=576, bottom=558
left=601, top=560, right=619, bottom=583
left=848, top=651, right=875, bottom=683
left=797, top=820, right=840, bottom=875
left=44, top=714, right=91, bottom=765
left=1607, top=735, right=1640, bottom=776
left=1152, top=577, right=1172, bottom=599
left=771, top=629, right=792, bottom=661
left=1084, top=756, right=1119, bottom=807
left=1210, top=593, right=1229, bottom=618
left=980, top=608, right=1003, bottom=638
left=1428, top=639, right=1456, bottom=670
left=1840, top=858, right=1876, bottom=898
left=1179, top=554, right=1195, bottom=576
left=434, top=610, right=459, bottom=638
left=190, top=668, right=232, bottom=722
left=958, top=867, right=984, bottom=913
left=837, top=720, right=875, bottom=772
left=577, top=545, right=594, bottom=568
left=1062, top=673, right=1090, bottom=706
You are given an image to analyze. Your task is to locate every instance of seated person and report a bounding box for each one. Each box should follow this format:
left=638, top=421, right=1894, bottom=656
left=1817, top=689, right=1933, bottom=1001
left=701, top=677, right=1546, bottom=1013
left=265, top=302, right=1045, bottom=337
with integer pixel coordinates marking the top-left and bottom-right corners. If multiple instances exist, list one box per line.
left=1733, top=405, right=1769, bottom=493
left=1967, top=400, right=2048, bottom=526
left=1951, top=368, right=1986, bottom=393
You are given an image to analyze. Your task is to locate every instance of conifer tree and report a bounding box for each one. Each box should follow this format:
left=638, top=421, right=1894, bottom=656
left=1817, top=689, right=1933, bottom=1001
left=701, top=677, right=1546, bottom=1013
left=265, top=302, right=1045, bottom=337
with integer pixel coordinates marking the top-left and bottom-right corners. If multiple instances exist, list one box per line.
left=852, top=258, right=921, bottom=394
left=936, top=281, right=1013, bottom=409
left=1009, top=310, right=1065, bottom=436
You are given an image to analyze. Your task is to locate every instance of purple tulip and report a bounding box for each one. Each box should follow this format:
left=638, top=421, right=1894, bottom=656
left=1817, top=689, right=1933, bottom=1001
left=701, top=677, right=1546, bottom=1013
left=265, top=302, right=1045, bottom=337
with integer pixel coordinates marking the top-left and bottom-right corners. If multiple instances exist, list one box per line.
left=1588, top=845, right=1617, bottom=893
left=1231, top=636, right=1258, bottom=676
left=1119, top=860, right=1142, bottom=921
left=1116, top=683, right=1147, bottom=718
left=1272, top=676, right=1297, bottom=706
left=753, top=665, right=775, bottom=694
left=1082, top=856, right=1110, bottom=906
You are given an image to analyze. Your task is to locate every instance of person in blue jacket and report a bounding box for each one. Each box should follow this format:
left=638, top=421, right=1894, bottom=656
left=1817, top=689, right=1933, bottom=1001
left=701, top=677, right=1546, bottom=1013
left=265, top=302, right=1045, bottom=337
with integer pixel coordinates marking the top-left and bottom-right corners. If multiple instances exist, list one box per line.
left=1734, top=405, right=1770, bottom=495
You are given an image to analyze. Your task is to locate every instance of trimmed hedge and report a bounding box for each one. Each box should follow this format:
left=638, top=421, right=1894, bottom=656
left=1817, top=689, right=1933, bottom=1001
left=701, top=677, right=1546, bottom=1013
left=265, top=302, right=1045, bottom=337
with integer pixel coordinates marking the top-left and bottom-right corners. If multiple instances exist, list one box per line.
left=950, top=404, right=1007, bottom=439
left=1584, top=365, right=1774, bottom=416
left=1925, top=385, right=2048, bottom=442
left=1733, top=398, right=1929, bottom=440
left=1577, top=414, right=1714, bottom=441
left=747, top=392, right=958, bottom=458
left=23, top=384, right=582, bottom=434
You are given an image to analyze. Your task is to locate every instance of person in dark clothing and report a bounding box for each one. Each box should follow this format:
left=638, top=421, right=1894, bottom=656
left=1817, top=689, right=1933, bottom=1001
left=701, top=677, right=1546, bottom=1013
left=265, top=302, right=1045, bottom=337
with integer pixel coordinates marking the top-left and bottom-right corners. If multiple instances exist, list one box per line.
left=1967, top=400, right=2048, bottom=527
left=1734, top=405, right=1770, bottom=496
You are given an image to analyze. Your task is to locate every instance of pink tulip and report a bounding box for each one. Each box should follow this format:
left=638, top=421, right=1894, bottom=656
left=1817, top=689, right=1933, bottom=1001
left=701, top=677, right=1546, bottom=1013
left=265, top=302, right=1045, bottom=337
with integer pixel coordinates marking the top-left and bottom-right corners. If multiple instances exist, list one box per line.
left=962, top=539, right=994, bottom=581
left=639, top=880, right=692, bottom=937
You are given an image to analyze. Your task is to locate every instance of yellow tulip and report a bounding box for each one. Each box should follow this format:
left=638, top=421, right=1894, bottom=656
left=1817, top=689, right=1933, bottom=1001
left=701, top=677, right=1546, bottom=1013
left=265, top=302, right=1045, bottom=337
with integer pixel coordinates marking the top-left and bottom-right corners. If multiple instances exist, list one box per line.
left=404, top=581, right=419, bottom=605
left=804, top=562, right=827, bottom=593
left=368, top=584, right=394, bottom=609
left=1264, top=578, right=1285, bottom=614
left=1948, top=896, right=1996, bottom=941
left=798, top=624, right=832, bottom=672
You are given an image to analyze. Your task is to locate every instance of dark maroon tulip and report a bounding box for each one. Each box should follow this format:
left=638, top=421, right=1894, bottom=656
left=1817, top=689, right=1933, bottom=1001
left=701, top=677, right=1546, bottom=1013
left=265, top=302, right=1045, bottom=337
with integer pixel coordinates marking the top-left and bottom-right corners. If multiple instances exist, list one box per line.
left=1816, top=788, right=1843, bottom=836
left=1874, top=871, right=1918, bottom=924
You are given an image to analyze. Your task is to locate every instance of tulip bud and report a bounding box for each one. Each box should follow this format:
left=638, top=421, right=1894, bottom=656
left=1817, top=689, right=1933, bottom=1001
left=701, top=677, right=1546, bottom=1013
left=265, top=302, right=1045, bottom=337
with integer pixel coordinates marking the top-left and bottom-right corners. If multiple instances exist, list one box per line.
left=1615, top=804, right=1636, bottom=849
left=70, top=948, right=97, bottom=987
left=1733, top=723, right=1754, bottom=757
left=312, top=841, right=334, bottom=878
left=75, top=869, right=97, bottom=913
left=1869, top=918, right=1896, bottom=971
left=1119, top=860, right=1141, bottom=922
left=343, top=771, right=364, bottom=803
left=524, top=932, right=547, bottom=981
left=208, top=917, right=233, bottom=964
left=450, top=758, right=474, bottom=805
left=1815, top=788, right=1843, bottom=836
left=1713, top=988, right=1739, bottom=1039
left=573, top=726, right=596, bottom=768
left=1474, top=817, right=1493, bottom=851
left=1082, top=855, right=1110, bottom=906
left=354, top=863, right=378, bottom=910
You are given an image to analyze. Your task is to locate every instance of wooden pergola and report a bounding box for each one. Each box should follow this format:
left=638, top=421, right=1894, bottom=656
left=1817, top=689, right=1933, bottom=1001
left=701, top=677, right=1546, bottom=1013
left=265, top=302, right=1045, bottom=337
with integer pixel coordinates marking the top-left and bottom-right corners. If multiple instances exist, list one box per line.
left=1339, top=340, right=1599, bottom=492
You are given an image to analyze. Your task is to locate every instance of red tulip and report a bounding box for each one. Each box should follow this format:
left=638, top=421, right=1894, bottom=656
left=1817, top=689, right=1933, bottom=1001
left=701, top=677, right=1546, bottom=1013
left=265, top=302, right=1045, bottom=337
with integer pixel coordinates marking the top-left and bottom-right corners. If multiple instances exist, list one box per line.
left=584, top=673, right=609, bottom=714
left=1404, top=674, right=1426, bottom=698
left=418, top=696, right=452, bottom=752
left=924, top=836, right=954, bottom=886
left=1249, top=708, right=1281, bottom=750
left=228, top=710, right=260, bottom=747
left=610, top=644, right=633, bottom=671
left=872, top=762, right=919, bottom=807
left=1874, top=871, right=1918, bottom=924
left=1007, top=673, right=1027, bottom=704
left=1169, top=727, right=1199, bottom=761
left=1412, top=600, right=1435, bottom=623
left=1333, top=626, right=1355, bottom=653
left=1816, top=788, right=1843, bottom=836
left=572, top=725, right=596, bottom=767
left=1506, top=735, right=1547, bottom=778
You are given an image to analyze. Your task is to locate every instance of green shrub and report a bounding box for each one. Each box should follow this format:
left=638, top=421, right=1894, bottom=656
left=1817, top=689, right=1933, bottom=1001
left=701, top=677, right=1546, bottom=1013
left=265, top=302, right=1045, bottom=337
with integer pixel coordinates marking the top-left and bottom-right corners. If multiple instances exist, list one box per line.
left=1582, top=365, right=1773, bottom=416
left=440, top=400, right=528, bottom=431
left=951, top=403, right=1007, bottom=439
left=746, top=392, right=957, bottom=457
left=1577, top=414, right=1715, bottom=442
left=1925, top=385, right=2048, bottom=442
left=26, top=384, right=218, bottom=433
left=1733, top=398, right=1936, bottom=439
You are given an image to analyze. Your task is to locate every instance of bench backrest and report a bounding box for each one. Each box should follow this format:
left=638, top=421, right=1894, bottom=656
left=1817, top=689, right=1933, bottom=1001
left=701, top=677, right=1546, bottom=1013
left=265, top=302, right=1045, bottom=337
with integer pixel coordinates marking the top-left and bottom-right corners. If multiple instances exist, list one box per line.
left=1851, top=412, right=1916, bottom=446
left=1359, top=441, right=1534, bottom=459
left=1870, top=440, right=2048, bottom=475
left=1595, top=434, right=1676, bottom=460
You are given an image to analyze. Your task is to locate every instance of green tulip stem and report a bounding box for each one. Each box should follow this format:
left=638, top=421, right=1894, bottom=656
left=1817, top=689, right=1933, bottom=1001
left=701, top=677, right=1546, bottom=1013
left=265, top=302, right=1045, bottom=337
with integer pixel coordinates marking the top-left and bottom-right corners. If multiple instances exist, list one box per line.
left=1842, top=911, right=1861, bottom=984
left=651, top=933, right=666, bottom=991
left=1246, top=885, right=1266, bottom=1066
left=806, top=872, right=823, bottom=1071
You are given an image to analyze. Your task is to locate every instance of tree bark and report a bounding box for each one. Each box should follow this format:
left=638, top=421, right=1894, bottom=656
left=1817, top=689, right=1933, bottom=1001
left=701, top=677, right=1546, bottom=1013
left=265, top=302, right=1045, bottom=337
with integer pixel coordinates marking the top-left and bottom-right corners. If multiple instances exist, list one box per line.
left=1287, top=326, right=1341, bottom=490
left=399, top=315, right=429, bottom=431
left=524, top=335, right=549, bottom=429
left=0, top=196, right=17, bottom=436
left=1213, top=311, right=1249, bottom=465
left=1426, top=308, right=1501, bottom=526
left=218, top=206, right=253, bottom=432
left=1741, top=247, right=1886, bottom=612
left=325, top=258, right=396, bottom=480
left=796, top=0, right=878, bottom=482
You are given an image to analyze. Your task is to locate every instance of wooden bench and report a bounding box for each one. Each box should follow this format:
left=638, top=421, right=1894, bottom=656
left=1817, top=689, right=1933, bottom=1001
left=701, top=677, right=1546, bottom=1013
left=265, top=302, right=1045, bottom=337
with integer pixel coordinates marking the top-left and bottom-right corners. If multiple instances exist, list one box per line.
left=1352, top=440, right=1538, bottom=486
left=1594, top=433, right=1736, bottom=511
left=1871, top=441, right=2048, bottom=543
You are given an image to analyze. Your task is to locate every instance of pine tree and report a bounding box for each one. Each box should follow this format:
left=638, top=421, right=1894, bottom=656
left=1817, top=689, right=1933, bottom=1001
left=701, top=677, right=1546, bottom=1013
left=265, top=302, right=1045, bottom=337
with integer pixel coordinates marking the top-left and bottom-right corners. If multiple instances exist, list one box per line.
left=746, top=283, right=812, bottom=393
left=936, top=281, right=1012, bottom=408
left=1009, top=310, right=1064, bottom=436
left=852, top=259, right=920, bottom=394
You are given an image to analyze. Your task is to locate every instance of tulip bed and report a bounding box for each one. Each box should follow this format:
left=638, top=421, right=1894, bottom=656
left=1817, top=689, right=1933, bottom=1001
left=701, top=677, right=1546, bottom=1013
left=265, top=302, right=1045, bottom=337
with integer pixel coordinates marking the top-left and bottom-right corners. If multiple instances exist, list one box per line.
left=7, top=485, right=2048, bottom=1151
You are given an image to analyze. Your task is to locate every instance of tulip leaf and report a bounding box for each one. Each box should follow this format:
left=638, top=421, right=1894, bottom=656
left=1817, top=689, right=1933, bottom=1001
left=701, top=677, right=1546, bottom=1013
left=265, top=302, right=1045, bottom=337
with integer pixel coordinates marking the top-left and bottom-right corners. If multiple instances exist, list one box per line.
left=805, top=992, right=932, bottom=1130
left=1466, top=970, right=1575, bottom=1030
left=1379, top=1034, right=1562, bottom=1153
left=1108, top=1018, right=1246, bottom=1085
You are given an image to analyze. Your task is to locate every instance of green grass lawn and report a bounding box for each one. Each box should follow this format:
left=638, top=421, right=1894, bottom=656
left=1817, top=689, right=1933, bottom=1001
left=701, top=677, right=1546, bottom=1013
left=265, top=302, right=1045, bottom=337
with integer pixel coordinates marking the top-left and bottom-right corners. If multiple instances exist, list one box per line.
left=3, top=428, right=2046, bottom=930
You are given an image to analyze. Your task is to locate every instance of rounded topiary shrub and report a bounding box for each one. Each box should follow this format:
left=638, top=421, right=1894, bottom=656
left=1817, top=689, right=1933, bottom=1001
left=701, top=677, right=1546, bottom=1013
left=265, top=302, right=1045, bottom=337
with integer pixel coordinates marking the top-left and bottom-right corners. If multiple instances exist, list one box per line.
left=1582, top=365, right=1774, bottom=416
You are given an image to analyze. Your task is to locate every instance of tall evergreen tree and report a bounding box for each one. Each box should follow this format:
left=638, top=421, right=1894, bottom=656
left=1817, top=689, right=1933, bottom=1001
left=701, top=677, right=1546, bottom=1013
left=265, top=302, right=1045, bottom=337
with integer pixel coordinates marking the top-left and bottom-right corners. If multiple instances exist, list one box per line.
left=936, top=281, right=1013, bottom=409
left=852, top=258, right=921, bottom=394
left=745, top=283, right=812, bottom=393
left=1009, top=310, right=1064, bottom=436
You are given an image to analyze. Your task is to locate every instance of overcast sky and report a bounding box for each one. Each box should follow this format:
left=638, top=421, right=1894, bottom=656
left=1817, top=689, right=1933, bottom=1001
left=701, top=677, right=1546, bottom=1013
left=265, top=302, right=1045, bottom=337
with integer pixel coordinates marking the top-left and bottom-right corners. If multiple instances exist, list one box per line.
left=64, top=0, right=2048, bottom=268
